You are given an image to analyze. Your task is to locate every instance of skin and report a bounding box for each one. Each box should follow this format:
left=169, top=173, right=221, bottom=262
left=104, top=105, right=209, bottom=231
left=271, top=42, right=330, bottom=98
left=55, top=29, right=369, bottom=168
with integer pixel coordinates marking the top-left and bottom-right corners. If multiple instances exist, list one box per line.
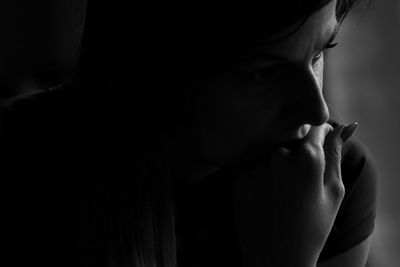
left=171, top=1, right=372, bottom=266
left=173, top=2, right=338, bottom=182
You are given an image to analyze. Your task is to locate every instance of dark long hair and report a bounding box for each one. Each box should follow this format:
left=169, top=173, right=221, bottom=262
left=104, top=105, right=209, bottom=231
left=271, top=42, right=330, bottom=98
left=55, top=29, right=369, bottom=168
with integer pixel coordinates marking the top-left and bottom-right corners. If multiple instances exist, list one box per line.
left=73, top=1, right=364, bottom=266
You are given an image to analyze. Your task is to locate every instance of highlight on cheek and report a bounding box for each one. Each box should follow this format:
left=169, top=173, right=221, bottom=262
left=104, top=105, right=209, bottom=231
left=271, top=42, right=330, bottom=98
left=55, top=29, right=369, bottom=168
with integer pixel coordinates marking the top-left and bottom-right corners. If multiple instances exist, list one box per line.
left=312, top=51, right=324, bottom=66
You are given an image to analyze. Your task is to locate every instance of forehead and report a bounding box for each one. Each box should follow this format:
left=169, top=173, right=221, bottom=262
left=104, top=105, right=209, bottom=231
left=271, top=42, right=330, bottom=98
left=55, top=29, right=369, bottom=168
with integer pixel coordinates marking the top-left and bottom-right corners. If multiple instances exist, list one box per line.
left=245, top=0, right=338, bottom=60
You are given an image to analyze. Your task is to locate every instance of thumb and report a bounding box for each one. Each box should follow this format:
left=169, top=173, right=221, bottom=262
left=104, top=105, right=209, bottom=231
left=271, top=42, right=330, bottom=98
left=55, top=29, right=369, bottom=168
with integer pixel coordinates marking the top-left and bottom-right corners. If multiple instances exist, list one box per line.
left=323, top=122, right=358, bottom=185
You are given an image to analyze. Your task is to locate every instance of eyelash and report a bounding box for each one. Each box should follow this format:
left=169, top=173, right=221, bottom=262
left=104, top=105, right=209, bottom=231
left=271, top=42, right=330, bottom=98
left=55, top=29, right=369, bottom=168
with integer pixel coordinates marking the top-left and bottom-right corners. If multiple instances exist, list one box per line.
left=312, top=42, right=338, bottom=66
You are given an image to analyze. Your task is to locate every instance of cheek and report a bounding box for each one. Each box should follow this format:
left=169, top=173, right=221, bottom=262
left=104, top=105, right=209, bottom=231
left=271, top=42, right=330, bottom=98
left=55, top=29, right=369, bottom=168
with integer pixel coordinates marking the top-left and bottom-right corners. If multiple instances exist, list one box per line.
left=204, top=78, right=282, bottom=136
left=191, top=83, right=281, bottom=165
left=313, top=56, right=324, bottom=88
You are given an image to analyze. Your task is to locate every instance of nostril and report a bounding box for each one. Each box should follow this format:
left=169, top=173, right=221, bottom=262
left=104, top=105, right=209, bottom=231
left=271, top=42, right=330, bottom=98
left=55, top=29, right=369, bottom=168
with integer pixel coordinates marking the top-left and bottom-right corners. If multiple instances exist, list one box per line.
left=315, top=101, right=330, bottom=126
left=307, top=109, right=330, bottom=126
left=301, top=90, right=330, bottom=126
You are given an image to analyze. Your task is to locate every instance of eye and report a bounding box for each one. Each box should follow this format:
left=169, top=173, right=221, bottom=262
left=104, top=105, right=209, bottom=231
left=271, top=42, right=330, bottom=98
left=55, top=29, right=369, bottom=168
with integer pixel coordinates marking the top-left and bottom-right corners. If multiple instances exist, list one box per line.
left=312, top=42, right=338, bottom=66
left=312, top=51, right=324, bottom=66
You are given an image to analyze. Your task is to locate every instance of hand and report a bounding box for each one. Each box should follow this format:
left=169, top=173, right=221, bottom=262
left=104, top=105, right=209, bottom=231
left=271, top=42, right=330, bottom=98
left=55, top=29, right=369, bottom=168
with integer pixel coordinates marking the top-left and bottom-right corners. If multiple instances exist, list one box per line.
left=231, top=122, right=357, bottom=267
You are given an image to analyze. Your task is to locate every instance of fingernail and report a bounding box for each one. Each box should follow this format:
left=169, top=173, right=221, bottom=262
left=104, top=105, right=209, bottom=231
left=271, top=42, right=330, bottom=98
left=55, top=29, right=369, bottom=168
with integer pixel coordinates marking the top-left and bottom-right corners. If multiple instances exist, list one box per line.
left=340, top=122, right=358, bottom=143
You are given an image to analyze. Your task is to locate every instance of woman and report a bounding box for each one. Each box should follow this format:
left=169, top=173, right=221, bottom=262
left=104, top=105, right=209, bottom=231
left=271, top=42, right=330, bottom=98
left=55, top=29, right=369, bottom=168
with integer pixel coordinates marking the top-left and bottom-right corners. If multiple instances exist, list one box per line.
left=0, top=0, right=377, bottom=266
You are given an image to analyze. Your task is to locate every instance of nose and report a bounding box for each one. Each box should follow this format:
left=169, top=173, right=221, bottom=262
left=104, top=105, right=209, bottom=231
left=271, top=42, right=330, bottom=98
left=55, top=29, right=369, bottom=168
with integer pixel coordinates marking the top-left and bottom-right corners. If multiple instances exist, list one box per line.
left=281, top=65, right=330, bottom=126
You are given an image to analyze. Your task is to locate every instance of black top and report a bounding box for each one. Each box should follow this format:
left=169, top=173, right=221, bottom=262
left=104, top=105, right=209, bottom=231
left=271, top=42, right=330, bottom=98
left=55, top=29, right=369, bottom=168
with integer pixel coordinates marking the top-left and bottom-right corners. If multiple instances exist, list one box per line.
left=0, top=85, right=378, bottom=266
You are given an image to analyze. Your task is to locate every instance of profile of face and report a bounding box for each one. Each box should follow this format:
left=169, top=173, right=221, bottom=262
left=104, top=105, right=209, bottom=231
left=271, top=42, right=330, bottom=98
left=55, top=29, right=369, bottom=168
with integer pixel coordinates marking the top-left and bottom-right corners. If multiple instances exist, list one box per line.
left=174, top=1, right=339, bottom=181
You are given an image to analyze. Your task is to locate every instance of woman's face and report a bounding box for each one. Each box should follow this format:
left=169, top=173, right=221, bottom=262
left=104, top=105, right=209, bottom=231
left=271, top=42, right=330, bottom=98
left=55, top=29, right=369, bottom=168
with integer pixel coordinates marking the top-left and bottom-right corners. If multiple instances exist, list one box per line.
left=175, top=1, right=339, bottom=181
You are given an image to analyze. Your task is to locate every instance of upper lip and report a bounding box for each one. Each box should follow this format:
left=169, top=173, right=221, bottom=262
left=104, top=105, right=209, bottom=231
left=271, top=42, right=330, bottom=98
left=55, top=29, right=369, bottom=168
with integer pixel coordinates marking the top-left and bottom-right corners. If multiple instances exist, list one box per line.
left=238, top=125, right=310, bottom=165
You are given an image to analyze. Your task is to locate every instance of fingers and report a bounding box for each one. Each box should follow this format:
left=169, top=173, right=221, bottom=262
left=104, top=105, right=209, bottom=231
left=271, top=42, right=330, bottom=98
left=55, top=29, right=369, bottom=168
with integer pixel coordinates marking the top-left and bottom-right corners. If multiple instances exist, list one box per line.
left=323, top=125, right=345, bottom=183
left=323, top=122, right=358, bottom=187
left=302, top=123, right=333, bottom=150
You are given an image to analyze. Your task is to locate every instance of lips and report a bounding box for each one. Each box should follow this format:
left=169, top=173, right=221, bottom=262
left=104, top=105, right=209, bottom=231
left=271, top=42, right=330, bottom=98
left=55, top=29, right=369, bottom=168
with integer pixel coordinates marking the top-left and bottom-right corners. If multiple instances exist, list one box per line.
left=281, top=124, right=311, bottom=141
left=230, top=124, right=312, bottom=169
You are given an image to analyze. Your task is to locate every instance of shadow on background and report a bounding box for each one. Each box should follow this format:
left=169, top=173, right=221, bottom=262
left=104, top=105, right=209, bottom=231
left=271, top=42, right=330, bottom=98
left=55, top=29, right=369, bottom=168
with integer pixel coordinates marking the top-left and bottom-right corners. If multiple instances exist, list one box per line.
left=326, top=0, right=400, bottom=266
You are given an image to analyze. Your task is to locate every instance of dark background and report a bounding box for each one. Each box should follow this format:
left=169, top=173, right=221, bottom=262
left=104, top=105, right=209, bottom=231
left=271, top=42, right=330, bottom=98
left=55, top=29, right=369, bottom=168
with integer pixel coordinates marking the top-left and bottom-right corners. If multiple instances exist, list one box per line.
left=1, top=0, right=398, bottom=266
left=0, top=0, right=86, bottom=99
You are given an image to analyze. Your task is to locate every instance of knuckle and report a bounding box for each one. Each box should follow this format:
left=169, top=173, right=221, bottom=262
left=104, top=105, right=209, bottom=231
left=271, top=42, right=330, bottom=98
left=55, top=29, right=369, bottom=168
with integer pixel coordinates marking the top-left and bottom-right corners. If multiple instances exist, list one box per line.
left=297, top=143, right=325, bottom=177
left=325, top=123, right=334, bottom=132
left=322, top=123, right=334, bottom=136
left=329, top=181, right=346, bottom=201
left=301, top=143, right=324, bottom=162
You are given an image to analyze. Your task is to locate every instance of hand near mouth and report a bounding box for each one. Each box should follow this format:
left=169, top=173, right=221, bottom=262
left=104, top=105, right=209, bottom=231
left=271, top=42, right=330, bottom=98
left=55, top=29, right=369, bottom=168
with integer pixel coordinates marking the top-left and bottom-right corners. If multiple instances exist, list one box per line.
left=231, top=122, right=358, bottom=267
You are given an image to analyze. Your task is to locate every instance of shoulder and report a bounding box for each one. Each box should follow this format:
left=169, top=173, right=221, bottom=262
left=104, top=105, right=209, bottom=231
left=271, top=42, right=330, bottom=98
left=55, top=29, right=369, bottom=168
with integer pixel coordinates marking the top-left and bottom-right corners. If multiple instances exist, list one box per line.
left=341, top=136, right=378, bottom=199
